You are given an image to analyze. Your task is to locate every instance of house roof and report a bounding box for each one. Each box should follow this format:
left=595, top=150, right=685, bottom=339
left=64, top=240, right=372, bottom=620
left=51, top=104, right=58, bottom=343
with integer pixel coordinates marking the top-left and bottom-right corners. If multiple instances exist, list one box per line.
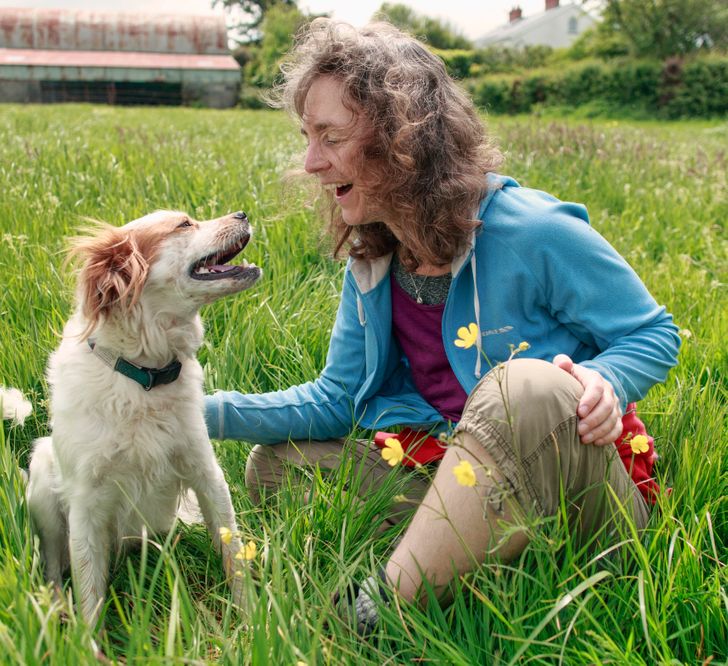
left=476, top=3, right=594, bottom=47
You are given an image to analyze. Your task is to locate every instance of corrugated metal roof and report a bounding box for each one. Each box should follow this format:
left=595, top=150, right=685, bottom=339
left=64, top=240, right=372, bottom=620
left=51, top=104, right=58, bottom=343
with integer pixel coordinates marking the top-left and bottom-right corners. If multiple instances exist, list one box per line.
left=0, top=47, right=239, bottom=70
left=0, top=7, right=229, bottom=54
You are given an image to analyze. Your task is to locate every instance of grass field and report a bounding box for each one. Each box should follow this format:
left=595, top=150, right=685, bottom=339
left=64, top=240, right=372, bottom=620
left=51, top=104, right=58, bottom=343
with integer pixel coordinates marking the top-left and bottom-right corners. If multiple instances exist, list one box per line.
left=0, top=104, right=725, bottom=664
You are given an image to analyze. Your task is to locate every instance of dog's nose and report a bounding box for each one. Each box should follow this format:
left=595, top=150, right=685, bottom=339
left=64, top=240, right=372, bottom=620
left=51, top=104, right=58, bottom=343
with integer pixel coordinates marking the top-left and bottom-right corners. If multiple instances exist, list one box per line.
left=233, top=211, right=247, bottom=222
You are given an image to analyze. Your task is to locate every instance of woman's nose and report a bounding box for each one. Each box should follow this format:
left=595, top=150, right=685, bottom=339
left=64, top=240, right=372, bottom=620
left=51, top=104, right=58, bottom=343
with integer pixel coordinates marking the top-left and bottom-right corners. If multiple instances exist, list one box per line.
left=304, top=143, right=329, bottom=174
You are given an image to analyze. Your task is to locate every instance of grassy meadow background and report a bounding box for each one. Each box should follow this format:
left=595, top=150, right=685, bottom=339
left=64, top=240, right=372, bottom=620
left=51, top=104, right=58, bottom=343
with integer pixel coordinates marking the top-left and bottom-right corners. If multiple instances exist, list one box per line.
left=0, top=104, right=726, bottom=664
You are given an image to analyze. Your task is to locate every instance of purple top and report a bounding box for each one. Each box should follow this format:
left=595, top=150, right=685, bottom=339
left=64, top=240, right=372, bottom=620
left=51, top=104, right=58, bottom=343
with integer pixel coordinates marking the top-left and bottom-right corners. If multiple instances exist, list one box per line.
left=391, top=277, right=468, bottom=423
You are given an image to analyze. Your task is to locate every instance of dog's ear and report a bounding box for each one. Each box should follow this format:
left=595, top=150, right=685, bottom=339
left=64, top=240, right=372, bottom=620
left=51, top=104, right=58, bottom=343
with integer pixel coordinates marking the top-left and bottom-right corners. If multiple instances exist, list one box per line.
left=69, top=224, right=152, bottom=336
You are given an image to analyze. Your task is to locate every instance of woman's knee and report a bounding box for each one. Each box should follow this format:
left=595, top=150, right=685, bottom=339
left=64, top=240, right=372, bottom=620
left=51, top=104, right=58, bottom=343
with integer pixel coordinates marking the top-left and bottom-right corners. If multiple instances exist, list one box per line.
left=463, top=358, right=583, bottom=432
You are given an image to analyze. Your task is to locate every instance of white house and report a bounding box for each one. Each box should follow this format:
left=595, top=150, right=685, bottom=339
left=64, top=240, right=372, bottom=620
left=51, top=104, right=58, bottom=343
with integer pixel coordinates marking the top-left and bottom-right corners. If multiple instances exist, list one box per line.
left=476, top=0, right=598, bottom=49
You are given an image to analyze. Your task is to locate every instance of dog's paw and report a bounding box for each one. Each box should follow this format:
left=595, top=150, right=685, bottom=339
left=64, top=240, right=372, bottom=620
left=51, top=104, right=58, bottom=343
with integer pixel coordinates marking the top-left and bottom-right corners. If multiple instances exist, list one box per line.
left=1, top=387, right=32, bottom=426
left=229, top=567, right=246, bottom=604
left=228, top=570, right=254, bottom=629
left=224, top=551, right=255, bottom=621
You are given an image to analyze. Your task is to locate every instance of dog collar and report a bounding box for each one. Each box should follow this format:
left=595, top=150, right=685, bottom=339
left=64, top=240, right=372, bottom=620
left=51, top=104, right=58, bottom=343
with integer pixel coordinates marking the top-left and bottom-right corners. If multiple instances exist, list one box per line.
left=87, top=339, right=182, bottom=391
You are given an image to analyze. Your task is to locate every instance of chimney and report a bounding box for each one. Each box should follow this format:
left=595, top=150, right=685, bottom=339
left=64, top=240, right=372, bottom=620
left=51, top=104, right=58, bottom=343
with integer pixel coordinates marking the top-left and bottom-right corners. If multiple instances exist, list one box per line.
left=545, top=0, right=559, bottom=9
left=509, top=6, right=523, bottom=22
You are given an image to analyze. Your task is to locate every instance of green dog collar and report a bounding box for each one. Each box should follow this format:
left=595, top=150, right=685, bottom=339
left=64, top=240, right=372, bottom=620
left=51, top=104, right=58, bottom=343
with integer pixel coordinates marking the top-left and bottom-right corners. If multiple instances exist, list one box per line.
left=88, top=339, right=182, bottom=391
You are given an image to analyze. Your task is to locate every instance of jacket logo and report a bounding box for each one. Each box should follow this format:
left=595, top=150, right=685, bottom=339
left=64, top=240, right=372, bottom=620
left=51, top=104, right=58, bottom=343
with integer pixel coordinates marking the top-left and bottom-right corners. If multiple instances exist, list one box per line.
left=481, top=325, right=513, bottom=336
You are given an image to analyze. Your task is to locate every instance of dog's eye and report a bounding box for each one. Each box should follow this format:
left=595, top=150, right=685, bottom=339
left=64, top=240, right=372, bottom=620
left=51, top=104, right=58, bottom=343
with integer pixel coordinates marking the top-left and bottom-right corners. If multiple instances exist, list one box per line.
left=177, top=220, right=193, bottom=229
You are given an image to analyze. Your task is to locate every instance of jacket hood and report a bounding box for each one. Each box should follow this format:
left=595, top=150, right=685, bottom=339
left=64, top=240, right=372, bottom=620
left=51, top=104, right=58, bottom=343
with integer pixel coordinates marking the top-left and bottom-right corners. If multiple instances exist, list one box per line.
left=349, top=173, right=517, bottom=294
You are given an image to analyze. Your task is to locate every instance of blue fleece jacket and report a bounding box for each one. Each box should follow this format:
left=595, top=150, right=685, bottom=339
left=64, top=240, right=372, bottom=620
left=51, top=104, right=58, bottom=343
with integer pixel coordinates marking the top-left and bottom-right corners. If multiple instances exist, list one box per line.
left=205, top=175, right=680, bottom=444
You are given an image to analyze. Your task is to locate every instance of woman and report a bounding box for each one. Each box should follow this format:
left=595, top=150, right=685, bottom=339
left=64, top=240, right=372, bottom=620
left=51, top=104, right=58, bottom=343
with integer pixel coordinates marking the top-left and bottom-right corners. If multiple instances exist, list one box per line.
left=205, top=19, right=680, bottom=632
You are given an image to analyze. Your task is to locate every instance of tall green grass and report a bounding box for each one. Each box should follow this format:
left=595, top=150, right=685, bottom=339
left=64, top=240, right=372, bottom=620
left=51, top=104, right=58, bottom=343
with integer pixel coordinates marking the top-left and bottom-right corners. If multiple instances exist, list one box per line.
left=0, top=104, right=725, bottom=664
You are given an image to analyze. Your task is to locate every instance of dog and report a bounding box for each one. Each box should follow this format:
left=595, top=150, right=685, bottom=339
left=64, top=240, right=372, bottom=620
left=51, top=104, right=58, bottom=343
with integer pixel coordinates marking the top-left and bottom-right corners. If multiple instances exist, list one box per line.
left=26, top=209, right=261, bottom=629
left=1, top=386, right=32, bottom=425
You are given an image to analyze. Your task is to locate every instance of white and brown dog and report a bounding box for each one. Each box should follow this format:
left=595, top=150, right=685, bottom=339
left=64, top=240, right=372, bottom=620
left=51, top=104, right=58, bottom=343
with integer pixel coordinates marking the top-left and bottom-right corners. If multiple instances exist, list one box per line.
left=26, top=210, right=261, bottom=628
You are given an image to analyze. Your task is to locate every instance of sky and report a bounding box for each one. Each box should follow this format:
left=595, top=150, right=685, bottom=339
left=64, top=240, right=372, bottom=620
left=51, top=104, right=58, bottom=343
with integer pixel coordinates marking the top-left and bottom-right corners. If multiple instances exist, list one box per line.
left=1, top=0, right=564, bottom=41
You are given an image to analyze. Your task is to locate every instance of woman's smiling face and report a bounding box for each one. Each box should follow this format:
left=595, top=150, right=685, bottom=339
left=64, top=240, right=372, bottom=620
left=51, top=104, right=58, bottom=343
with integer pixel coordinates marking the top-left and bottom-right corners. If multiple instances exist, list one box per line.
left=300, top=75, right=390, bottom=228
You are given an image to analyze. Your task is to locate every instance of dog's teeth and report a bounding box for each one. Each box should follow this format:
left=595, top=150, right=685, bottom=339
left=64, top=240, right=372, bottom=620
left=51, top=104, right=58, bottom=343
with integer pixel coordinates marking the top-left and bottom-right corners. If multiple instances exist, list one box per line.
left=196, top=267, right=210, bottom=274
left=241, top=259, right=249, bottom=267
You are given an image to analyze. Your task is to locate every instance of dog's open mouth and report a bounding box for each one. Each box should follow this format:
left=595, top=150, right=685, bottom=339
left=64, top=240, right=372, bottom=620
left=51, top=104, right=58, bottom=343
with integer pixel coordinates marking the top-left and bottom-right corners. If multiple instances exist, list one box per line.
left=190, top=238, right=258, bottom=281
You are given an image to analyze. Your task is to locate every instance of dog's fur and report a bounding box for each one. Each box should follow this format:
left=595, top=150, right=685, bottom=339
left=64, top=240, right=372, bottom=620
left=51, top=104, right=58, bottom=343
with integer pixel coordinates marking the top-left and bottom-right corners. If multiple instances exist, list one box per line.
left=26, top=210, right=261, bottom=627
left=1, top=386, right=32, bottom=425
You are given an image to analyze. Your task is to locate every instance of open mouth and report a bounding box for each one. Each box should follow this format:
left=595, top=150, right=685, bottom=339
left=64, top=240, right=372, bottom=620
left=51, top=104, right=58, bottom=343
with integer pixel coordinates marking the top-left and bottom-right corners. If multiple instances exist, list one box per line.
left=335, top=184, right=353, bottom=197
left=190, top=236, right=258, bottom=281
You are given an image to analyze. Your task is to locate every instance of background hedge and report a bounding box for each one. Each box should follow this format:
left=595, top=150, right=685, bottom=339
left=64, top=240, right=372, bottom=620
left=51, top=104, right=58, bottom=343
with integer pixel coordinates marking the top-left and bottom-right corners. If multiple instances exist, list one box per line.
left=466, top=56, right=728, bottom=118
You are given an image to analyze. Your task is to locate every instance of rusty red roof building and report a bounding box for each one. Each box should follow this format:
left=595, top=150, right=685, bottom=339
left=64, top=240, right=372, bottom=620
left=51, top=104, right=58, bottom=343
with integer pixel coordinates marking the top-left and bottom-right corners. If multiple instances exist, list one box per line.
left=0, top=7, right=241, bottom=107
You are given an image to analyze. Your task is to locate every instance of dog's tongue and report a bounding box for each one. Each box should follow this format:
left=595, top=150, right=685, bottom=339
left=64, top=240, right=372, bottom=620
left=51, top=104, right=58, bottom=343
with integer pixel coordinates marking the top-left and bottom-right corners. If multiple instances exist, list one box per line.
left=209, top=264, right=236, bottom=273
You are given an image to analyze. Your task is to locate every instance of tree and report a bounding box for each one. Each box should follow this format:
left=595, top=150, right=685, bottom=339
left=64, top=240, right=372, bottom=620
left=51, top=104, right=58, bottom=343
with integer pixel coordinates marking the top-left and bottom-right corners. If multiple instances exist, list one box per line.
left=597, top=0, right=728, bottom=59
left=213, top=0, right=298, bottom=43
left=373, top=2, right=472, bottom=50
left=244, top=4, right=309, bottom=88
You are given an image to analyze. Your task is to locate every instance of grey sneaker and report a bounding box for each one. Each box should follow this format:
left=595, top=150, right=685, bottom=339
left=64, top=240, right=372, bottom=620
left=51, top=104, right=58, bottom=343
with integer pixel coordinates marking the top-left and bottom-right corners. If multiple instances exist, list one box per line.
left=334, top=568, right=390, bottom=635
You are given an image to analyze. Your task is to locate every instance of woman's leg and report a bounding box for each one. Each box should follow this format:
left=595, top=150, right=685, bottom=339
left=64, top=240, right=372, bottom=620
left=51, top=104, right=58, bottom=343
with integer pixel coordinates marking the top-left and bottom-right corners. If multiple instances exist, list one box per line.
left=385, top=358, right=649, bottom=604
left=245, top=439, right=432, bottom=528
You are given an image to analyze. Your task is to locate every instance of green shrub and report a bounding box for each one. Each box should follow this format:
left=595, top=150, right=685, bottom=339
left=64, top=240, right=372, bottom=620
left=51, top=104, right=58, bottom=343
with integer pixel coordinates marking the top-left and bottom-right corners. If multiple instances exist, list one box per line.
left=660, top=57, right=728, bottom=118
left=520, top=74, right=554, bottom=105
left=468, top=55, right=728, bottom=117
left=610, top=60, right=662, bottom=107
left=556, top=62, right=610, bottom=105
left=432, top=48, right=477, bottom=80
left=470, top=76, right=516, bottom=113
left=435, top=45, right=557, bottom=80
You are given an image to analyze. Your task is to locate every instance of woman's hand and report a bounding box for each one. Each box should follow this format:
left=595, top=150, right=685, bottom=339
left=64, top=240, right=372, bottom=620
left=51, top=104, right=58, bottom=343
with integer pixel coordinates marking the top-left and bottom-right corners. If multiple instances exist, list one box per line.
left=552, top=354, right=622, bottom=445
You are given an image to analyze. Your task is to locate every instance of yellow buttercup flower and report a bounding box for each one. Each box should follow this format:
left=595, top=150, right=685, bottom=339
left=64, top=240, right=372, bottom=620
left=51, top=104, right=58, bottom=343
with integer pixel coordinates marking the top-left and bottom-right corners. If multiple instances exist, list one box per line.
left=453, top=459, right=477, bottom=487
left=518, top=341, right=530, bottom=351
left=235, top=540, right=257, bottom=561
left=381, top=437, right=405, bottom=466
left=454, top=323, right=479, bottom=349
left=219, top=527, right=233, bottom=545
left=630, top=434, right=649, bottom=454
left=243, top=540, right=257, bottom=560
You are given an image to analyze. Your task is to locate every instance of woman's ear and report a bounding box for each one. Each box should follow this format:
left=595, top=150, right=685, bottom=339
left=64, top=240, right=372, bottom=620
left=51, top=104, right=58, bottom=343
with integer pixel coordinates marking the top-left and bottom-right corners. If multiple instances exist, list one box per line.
left=69, top=225, right=150, bottom=335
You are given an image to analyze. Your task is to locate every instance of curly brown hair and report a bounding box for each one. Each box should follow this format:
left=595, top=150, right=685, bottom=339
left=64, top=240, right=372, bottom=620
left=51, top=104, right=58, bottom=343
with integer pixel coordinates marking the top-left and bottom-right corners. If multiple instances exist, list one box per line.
left=270, top=18, right=503, bottom=269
